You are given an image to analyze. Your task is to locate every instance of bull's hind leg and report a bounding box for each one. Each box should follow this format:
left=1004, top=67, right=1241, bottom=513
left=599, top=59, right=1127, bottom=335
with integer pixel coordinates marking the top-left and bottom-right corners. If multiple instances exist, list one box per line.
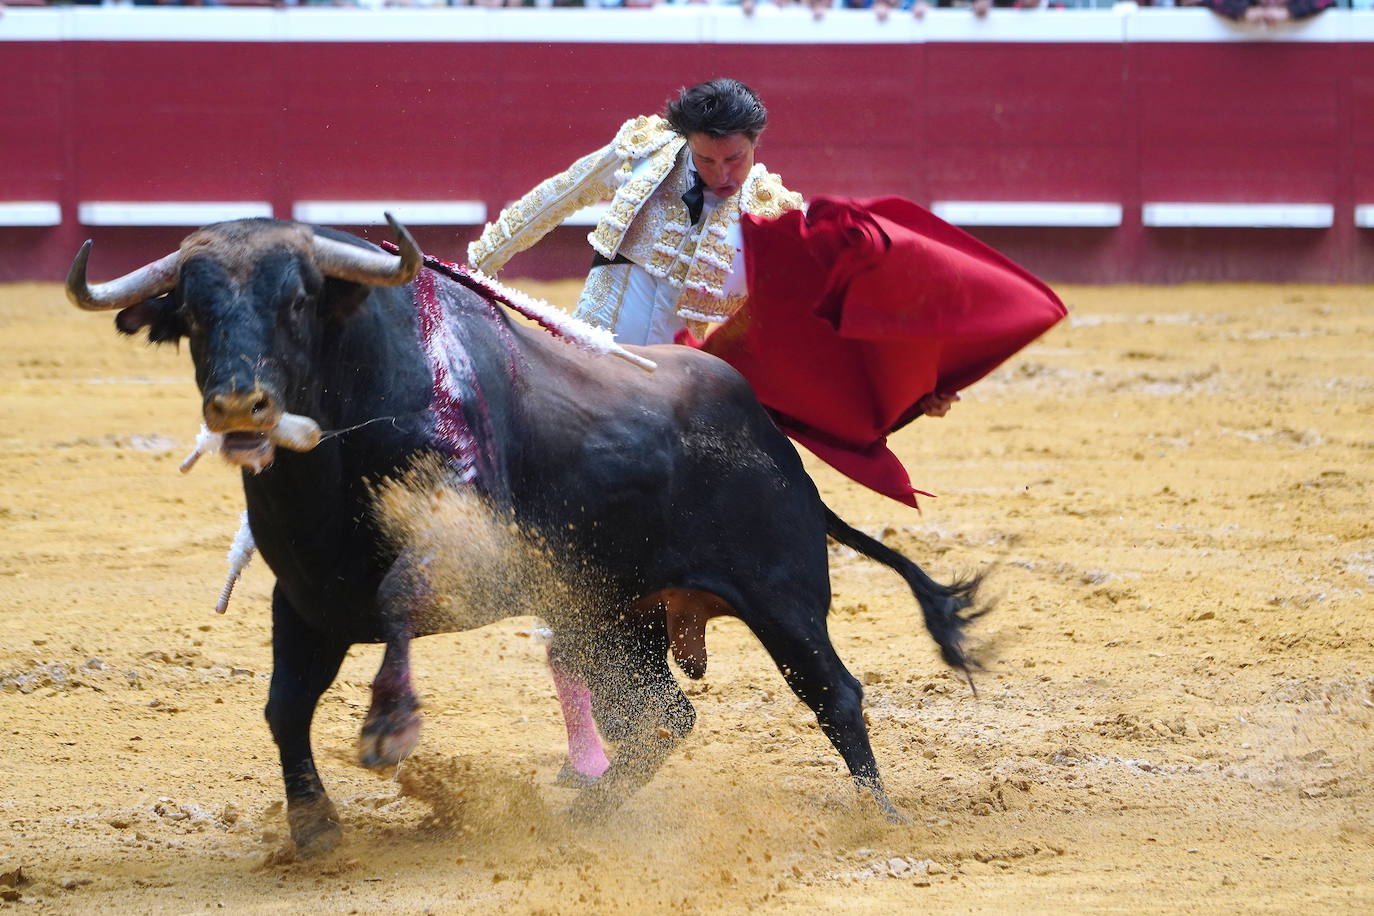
left=563, top=617, right=696, bottom=821
left=751, top=611, right=905, bottom=822
left=265, top=590, right=350, bottom=857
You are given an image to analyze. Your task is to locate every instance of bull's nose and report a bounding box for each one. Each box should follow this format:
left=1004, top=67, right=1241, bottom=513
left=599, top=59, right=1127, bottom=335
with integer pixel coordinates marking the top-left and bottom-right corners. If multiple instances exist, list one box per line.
left=205, top=389, right=278, bottom=431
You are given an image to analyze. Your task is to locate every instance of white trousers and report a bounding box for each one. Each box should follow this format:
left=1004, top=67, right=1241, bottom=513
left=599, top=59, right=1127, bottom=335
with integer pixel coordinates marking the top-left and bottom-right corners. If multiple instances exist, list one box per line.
left=572, top=262, right=689, bottom=346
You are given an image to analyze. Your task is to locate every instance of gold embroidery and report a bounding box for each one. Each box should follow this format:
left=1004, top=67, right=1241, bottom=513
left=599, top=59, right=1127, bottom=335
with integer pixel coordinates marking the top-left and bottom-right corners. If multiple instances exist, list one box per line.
left=745, top=168, right=803, bottom=220
left=613, top=115, right=676, bottom=159
left=588, top=137, right=684, bottom=261
left=572, top=263, right=631, bottom=332
left=678, top=292, right=747, bottom=325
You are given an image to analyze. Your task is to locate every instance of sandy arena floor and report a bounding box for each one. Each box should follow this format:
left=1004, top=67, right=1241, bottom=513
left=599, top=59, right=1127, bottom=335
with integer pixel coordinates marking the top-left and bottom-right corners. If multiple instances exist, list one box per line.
left=1, top=279, right=1371, bottom=914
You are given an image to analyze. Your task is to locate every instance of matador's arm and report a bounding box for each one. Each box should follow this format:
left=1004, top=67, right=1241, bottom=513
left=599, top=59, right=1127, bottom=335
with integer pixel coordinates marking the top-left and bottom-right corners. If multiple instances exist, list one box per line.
left=467, top=143, right=620, bottom=275
left=467, top=116, right=681, bottom=274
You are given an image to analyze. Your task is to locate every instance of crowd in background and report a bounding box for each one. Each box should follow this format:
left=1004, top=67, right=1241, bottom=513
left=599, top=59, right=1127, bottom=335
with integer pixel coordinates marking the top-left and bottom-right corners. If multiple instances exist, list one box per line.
left=0, top=0, right=1346, bottom=25
left=1, top=0, right=1351, bottom=13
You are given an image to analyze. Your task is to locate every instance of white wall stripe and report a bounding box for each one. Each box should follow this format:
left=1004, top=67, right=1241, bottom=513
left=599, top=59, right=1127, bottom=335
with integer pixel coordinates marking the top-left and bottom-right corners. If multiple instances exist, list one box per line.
left=77, top=201, right=274, bottom=227
left=1142, top=203, right=1334, bottom=229
left=0, top=202, right=62, bottom=227
left=292, top=201, right=486, bottom=226
left=932, top=201, right=1123, bottom=228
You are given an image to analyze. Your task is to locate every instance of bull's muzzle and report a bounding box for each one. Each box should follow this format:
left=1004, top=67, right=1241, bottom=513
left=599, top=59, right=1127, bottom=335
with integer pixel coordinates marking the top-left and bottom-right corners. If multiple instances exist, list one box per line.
left=205, top=389, right=277, bottom=432
left=198, top=389, right=322, bottom=473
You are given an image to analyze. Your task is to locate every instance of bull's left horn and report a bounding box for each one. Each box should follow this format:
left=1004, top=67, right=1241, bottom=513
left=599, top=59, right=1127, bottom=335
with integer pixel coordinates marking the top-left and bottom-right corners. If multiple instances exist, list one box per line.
left=312, top=213, right=422, bottom=287
left=66, top=241, right=182, bottom=311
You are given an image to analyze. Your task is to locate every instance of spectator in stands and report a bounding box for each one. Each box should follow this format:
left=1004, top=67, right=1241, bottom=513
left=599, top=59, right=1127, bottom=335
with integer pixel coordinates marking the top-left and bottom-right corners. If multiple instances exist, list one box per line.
left=839, top=0, right=908, bottom=21
left=1199, top=0, right=1333, bottom=21
left=739, top=0, right=834, bottom=17
left=912, top=0, right=1042, bottom=17
left=790, top=0, right=1043, bottom=20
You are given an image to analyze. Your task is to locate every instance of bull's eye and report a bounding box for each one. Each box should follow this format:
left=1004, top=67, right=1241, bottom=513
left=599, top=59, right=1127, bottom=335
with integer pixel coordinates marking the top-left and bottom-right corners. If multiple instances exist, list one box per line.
left=286, top=292, right=311, bottom=324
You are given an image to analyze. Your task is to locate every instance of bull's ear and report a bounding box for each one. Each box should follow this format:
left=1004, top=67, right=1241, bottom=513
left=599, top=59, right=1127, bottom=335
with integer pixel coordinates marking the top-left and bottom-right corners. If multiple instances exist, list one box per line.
left=322, top=277, right=371, bottom=319
left=116, top=293, right=186, bottom=343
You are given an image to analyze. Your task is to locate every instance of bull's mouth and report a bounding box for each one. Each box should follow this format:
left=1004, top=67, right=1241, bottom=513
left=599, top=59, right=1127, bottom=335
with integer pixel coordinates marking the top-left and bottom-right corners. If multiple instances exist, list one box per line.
left=221, top=431, right=276, bottom=472
left=180, top=413, right=321, bottom=475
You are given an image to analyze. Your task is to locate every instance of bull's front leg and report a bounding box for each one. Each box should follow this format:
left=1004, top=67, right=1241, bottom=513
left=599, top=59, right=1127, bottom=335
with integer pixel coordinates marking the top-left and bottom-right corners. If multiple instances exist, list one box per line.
left=359, top=558, right=424, bottom=769
left=265, top=589, right=350, bottom=857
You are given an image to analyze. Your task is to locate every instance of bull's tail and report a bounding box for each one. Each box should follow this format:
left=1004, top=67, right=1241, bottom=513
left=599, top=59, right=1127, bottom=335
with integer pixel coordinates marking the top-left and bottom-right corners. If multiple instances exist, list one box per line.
left=824, top=506, right=986, bottom=687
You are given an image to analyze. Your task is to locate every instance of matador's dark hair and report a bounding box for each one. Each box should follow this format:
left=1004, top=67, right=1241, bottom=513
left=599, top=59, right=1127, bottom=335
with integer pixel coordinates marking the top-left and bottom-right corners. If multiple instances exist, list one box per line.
left=664, top=78, right=768, bottom=142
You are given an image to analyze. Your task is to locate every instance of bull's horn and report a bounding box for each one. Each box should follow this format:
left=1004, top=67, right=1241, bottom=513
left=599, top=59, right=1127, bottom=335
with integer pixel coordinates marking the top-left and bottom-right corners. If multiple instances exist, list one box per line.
left=66, top=241, right=181, bottom=311
left=312, top=212, right=421, bottom=287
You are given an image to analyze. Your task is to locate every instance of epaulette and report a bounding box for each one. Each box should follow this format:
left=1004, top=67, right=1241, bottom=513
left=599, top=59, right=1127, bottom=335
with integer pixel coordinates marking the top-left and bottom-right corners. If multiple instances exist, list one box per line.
left=613, top=115, right=679, bottom=159
left=744, top=168, right=804, bottom=221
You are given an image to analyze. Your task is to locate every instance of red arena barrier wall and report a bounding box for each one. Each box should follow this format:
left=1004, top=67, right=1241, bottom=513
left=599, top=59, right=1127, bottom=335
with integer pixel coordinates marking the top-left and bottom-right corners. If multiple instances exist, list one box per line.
left=1, top=7, right=1370, bottom=284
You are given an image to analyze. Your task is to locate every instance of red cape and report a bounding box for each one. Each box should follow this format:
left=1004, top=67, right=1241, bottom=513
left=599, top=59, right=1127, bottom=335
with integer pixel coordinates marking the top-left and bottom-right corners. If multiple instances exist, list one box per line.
left=685, top=196, right=1067, bottom=508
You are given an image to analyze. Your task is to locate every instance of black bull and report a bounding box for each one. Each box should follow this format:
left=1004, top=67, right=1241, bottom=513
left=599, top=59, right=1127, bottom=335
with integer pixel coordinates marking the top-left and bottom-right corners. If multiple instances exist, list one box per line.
left=67, top=216, right=982, bottom=856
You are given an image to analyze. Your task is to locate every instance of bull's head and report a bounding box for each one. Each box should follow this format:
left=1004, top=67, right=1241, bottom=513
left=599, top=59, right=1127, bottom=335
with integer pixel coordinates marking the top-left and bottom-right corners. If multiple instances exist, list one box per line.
left=67, top=213, right=422, bottom=471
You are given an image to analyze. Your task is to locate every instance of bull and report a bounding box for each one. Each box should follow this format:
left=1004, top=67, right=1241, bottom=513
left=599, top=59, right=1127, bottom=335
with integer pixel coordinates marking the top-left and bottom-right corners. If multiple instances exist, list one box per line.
left=66, top=216, right=982, bottom=857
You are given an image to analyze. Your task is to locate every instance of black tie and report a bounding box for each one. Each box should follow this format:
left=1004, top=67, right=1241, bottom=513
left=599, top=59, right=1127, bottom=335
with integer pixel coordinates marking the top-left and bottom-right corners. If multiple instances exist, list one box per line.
left=683, top=173, right=705, bottom=225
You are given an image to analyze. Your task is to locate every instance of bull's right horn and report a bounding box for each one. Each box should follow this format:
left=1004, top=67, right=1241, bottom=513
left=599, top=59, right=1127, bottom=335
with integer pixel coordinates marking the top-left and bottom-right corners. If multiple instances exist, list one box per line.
left=311, top=212, right=422, bottom=287
left=66, top=241, right=182, bottom=311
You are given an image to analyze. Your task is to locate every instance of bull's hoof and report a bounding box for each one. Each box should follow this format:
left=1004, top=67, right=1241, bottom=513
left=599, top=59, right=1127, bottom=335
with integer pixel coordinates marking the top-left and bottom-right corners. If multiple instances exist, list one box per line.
left=287, top=797, right=343, bottom=859
left=569, top=768, right=644, bottom=824
left=359, top=709, right=421, bottom=769
left=861, top=785, right=909, bottom=825
left=852, top=773, right=908, bottom=824
left=878, top=801, right=911, bottom=826
left=554, top=761, right=600, bottom=789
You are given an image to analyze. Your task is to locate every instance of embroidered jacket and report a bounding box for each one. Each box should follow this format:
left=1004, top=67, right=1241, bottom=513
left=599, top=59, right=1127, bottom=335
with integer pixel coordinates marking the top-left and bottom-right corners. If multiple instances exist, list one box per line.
left=467, top=114, right=802, bottom=325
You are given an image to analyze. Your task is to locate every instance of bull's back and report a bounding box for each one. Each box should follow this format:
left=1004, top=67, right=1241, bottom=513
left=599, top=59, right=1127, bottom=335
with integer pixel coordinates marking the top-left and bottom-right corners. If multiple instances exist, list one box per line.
left=508, top=333, right=790, bottom=489
left=503, top=330, right=825, bottom=580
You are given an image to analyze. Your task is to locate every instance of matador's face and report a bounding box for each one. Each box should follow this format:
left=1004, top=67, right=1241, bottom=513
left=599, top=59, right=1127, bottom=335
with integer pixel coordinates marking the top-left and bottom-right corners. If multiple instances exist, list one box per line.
left=686, top=131, right=756, bottom=200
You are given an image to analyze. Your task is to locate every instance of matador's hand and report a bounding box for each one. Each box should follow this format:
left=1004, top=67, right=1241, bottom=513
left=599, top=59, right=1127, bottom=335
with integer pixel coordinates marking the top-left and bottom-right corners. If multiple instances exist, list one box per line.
left=917, top=391, right=961, bottom=418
